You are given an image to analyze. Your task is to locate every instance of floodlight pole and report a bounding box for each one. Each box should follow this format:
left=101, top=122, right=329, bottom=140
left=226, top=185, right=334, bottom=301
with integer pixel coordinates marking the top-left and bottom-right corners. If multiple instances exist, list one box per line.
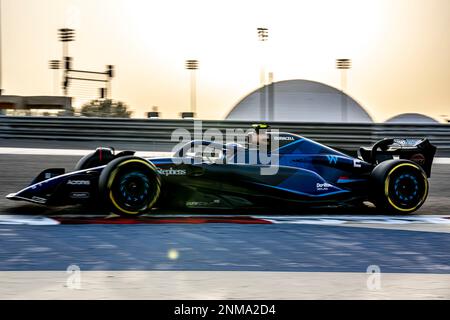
left=336, top=58, right=351, bottom=122
left=185, top=59, right=199, bottom=116
left=58, top=28, right=75, bottom=96
left=268, top=72, right=274, bottom=121
left=49, top=60, right=60, bottom=95
left=257, top=27, right=268, bottom=121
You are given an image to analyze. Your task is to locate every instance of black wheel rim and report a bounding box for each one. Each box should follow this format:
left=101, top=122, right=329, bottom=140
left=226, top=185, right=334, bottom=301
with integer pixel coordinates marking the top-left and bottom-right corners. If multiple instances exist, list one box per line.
left=113, top=171, right=152, bottom=211
left=388, top=168, right=426, bottom=210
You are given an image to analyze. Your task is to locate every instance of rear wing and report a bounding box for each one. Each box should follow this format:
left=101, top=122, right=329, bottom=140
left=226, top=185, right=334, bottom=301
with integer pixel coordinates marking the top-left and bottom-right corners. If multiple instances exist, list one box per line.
left=358, top=138, right=436, bottom=177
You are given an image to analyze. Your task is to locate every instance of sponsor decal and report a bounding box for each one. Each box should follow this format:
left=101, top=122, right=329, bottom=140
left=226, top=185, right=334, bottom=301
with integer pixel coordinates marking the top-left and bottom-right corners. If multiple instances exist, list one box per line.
left=186, top=199, right=221, bottom=207
left=273, top=136, right=294, bottom=141
left=70, top=192, right=90, bottom=199
left=31, top=196, right=47, bottom=204
left=353, top=159, right=362, bottom=168
left=316, top=182, right=333, bottom=191
left=326, top=155, right=338, bottom=165
left=394, top=138, right=421, bottom=146
left=157, top=168, right=187, bottom=176
left=67, top=180, right=91, bottom=186
left=187, top=201, right=209, bottom=207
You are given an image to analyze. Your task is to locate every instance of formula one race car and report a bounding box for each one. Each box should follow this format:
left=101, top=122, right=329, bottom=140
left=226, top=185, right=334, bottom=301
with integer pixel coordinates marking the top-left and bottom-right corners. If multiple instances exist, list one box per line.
left=7, top=127, right=436, bottom=216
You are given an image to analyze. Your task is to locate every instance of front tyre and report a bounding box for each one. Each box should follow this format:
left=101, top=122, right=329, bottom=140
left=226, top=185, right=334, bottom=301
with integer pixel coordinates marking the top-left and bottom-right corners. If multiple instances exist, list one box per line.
left=99, top=156, right=161, bottom=217
left=371, top=159, right=428, bottom=214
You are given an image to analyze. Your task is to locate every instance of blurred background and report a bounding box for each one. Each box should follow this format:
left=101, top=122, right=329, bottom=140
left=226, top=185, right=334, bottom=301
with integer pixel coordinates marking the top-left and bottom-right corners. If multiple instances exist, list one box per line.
left=0, top=0, right=448, bottom=122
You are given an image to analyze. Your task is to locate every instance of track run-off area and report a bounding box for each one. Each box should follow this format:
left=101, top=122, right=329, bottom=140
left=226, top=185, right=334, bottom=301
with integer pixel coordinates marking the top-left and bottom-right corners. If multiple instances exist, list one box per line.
left=0, top=143, right=449, bottom=299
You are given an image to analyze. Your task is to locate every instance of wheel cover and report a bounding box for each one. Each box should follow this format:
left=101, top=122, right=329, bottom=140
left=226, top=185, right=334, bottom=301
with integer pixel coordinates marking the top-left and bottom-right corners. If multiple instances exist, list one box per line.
left=107, top=159, right=161, bottom=215
left=385, top=163, right=428, bottom=212
left=116, top=172, right=151, bottom=210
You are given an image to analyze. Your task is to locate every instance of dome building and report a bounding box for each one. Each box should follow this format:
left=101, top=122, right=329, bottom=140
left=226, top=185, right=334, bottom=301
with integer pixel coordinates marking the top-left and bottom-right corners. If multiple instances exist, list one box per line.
left=385, top=113, right=439, bottom=124
left=226, top=79, right=373, bottom=123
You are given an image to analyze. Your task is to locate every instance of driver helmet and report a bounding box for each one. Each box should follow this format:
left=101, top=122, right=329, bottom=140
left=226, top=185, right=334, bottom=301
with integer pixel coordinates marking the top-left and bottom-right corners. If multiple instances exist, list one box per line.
left=247, top=123, right=270, bottom=147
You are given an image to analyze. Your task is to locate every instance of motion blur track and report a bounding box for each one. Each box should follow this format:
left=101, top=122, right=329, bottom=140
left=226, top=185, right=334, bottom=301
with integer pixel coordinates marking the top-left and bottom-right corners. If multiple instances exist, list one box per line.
left=0, top=141, right=449, bottom=299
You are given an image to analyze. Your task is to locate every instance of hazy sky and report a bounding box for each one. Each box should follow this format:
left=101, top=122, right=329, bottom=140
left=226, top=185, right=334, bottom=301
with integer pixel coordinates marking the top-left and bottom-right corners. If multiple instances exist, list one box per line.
left=1, top=0, right=449, bottom=121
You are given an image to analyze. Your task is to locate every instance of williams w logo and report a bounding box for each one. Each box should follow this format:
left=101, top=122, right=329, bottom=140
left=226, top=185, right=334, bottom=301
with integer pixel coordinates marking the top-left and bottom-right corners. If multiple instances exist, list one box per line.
left=327, top=155, right=338, bottom=165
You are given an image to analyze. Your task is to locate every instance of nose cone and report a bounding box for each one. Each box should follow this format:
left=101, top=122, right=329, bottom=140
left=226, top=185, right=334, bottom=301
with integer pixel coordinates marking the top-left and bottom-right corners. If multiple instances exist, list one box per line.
left=6, top=193, right=18, bottom=200
left=6, top=190, right=31, bottom=202
left=5, top=185, right=49, bottom=204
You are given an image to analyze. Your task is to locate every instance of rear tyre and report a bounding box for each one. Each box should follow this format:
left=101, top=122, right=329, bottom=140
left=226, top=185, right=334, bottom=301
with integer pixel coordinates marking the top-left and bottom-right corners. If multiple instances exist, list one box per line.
left=371, top=159, right=428, bottom=214
left=99, top=156, right=161, bottom=217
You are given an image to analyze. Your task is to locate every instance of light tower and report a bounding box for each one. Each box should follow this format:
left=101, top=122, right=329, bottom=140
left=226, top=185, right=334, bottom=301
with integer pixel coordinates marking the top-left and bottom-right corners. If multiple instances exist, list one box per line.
left=49, top=60, right=61, bottom=95
left=58, top=28, right=75, bottom=58
left=185, top=59, right=199, bottom=117
left=106, top=65, right=114, bottom=99
left=58, top=28, right=75, bottom=96
left=336, top=58, right=352, bottom=122
left=257, top=27, right=269, bottom=121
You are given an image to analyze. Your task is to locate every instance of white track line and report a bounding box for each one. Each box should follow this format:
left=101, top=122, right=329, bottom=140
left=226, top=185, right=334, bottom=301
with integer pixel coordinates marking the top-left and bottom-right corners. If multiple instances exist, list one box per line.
left=0, top=215, right=449, bottom=226
left=435, top=158, right=450, bottom=164
left=0, top=215, right=59, bottom=225
left=261, top=215, right=450, bottom=225
left=0, top=147, right=172, bottom=158
left=0, top=147, right=449, bottom=164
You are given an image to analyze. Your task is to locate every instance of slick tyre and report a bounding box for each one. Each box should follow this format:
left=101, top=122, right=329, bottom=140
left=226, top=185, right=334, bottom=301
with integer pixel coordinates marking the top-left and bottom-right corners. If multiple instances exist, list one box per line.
left=370, top=159, right=428, bottom=214
left=99, top=156, right=161, bottom=217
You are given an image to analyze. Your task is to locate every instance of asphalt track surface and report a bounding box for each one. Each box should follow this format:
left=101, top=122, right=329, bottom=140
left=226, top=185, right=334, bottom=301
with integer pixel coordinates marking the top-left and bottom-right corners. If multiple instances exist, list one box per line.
left=0, top=139, right=449, bottom=299
left=1, top=223, right=449, bottom=272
